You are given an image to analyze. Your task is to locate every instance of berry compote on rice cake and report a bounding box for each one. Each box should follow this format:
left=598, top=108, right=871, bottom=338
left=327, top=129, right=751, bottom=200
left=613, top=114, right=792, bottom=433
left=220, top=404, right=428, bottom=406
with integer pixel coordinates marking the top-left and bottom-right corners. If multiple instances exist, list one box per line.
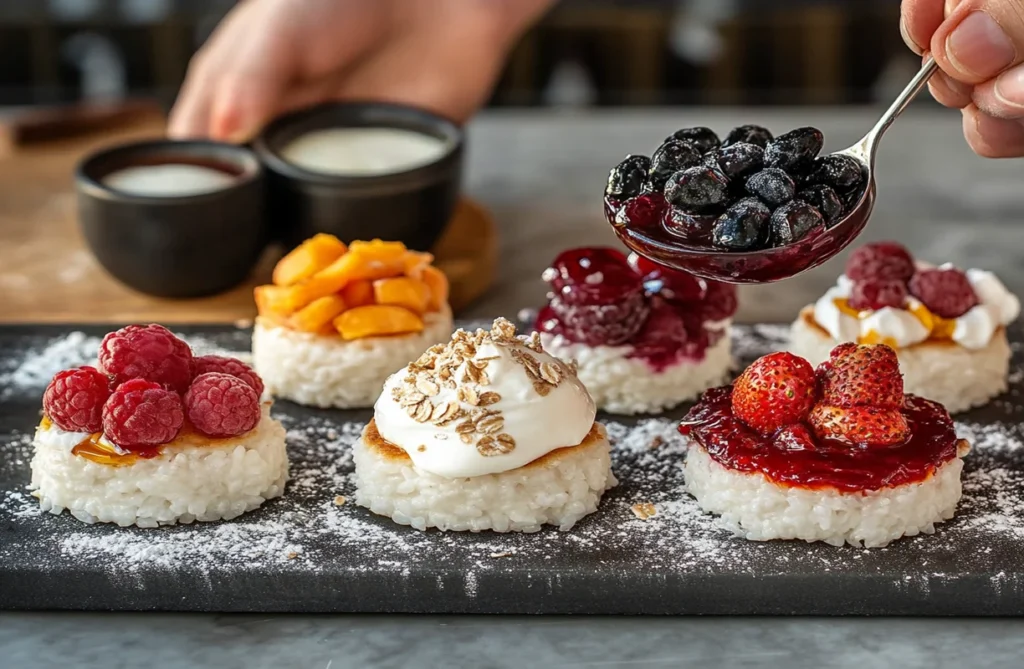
left=790, top=241, right=1019, bottom=413
left=252, top=235, right=453, bottom=408
left=535, top=247, right=737, bottom=415
left=354, top=318, right=617, bottom=533
left=32, top=325, right=287, bottom=527
left=681, top=344, right=969, bottom=548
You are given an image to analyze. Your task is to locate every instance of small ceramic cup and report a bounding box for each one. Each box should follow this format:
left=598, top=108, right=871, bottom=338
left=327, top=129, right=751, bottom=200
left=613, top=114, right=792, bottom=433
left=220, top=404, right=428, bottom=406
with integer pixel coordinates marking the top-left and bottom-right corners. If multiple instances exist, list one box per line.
left=253, top=102, right=464, bottom=251
left=76, top=140, right=267, bottom=298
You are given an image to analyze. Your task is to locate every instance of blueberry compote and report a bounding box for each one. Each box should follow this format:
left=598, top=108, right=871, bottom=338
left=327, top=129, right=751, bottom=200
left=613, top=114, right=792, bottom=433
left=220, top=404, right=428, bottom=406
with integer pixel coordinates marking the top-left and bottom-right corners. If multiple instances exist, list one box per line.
left=679, top=389, right=961, bottom=492
left=535, top=248, right=737, bottom=371
left=605, top=125, right=870, bottom=283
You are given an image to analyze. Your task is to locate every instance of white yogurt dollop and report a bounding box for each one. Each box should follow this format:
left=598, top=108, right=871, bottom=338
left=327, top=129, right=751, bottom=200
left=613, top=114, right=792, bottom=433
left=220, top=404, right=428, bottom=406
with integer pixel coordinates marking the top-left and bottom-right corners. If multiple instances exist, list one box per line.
left=104, top=164, right=236, bottom=197
left=281, top=127, right=449, bottom=176
left=812, top=269, right=1019, bottom=350
left=374, top=319, right=596, bottom=478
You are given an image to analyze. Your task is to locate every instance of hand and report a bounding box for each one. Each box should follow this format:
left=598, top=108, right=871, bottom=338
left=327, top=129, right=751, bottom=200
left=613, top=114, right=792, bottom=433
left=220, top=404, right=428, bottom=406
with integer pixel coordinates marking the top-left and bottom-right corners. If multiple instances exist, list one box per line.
left=169, top=0, right=552, bottom=142
left=901, top=0, right=1024, bottom=157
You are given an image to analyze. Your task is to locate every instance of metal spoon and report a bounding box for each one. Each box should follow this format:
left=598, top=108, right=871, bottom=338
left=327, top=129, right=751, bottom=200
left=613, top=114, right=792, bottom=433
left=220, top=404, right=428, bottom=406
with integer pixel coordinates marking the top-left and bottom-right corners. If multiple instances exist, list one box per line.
left=610, top=57, right=940, bottom=284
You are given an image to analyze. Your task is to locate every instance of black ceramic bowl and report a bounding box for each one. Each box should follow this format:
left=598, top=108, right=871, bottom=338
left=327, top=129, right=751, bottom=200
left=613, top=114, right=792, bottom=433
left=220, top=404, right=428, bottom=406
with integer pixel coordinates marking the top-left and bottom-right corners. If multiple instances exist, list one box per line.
left=76, top=140, right=267, bottom=298
left=253, top=102, right=463, bottom=251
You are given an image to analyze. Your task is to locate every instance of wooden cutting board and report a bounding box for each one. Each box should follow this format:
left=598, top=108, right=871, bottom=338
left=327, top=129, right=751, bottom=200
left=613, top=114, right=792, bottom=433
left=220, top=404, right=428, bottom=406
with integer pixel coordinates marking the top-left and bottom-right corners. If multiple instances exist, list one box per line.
left=0, top=108, right=497, bottom=324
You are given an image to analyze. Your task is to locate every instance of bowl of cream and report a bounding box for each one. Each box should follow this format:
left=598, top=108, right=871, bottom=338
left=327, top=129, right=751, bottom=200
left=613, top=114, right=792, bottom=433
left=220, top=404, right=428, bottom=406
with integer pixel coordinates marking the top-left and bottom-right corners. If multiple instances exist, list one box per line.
left=76, top=140, right=266, bottom=298
left=253, top=102, right=463, bottom=250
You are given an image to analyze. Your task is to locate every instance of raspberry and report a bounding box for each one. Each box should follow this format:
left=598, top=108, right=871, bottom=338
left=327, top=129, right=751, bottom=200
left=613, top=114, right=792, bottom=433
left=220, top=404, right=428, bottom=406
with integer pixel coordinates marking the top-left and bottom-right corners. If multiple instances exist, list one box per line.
left=731, top=352, right=817, bottom=435
left=628, top=300, right=693, bottom=369
left=909, top=267, right=980, bottom=319
left=808, top=404, right=909, bottom=447
left=102, top=379, right=184, bottom=450
left=700, top=280, right=739, bottom=322
left=99, top=324, right=194, bottom=394
left=847, top=278, right=908, bottom=311
left=542, top=247, right=644, bottom=308
left=185, top=373, right=261, bottom=438
left=43, top=366, right=111, bottom=433
left=629, top=254, right=706, bottom=304
left=192, top=355, right=265, bottom=397
left=548, top=292, right=649, bottom=347
left=844, top=242, right=915, bottom=283
left=817, top=343, right=903, bottom=409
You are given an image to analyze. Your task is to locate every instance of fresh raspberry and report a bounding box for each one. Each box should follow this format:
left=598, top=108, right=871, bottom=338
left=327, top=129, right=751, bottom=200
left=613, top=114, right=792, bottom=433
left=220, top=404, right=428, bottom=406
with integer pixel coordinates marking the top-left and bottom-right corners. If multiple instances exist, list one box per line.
left=629, top=254, right=705, bottom=302
left=908, top=267, right=980, bottom=319
left=847, top=278, right=908, bottom=311
left=731, top=352, right=817, bottom=435
left=808, top=404, right=909, bottom=447
left=192, top=355, right=264, bottom=397
left=42, top=366, right=111, bottom=433
left=99, top=324, right=194, bottom=393
left=542, top=247, right=644, bottom=307
left=102, top=379, right=184, bottom=450
left=844, top=241, right=915, bottom=283
left=185, top=373, right=261, bottom=438
left=817, top=343, right=903, bottom=409
left=546, top=292, right=649, bottom=347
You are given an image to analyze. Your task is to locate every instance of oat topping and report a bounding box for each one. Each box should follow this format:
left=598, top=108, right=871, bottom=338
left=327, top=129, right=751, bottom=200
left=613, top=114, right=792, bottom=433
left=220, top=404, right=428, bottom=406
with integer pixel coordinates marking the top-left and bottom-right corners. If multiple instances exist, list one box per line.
left=390, top=318, right=577, bottom=454
left=631, top=503, right=657, bottom=520
left=333, top=495, right=346, bottom=506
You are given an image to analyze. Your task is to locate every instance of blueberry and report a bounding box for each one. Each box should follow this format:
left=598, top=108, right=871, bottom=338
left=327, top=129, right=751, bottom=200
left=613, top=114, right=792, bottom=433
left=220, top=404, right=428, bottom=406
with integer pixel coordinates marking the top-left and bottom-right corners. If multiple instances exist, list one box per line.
left=841, top=187, right=865, bottom=213
left=769, top=200, right=825, bottom=246
left=712, top=198, right=771, bottom=251
left=724, top=125, right=773, bottom=149
left=648, top=140, right=702, bottom=189
left=745, top=168, right=795, bottom=208
left=664, top=166, right=730, bottom=212
left=713, top=142, right=765, bottom=180
left=797, top=184, right=843, bottom=226
left=605, top=155, right=651, bottom=200
left=667, top=127, right=721, bottom=155
left=806, top=154, right=864, bottom=193
left=764, top=127, right=824, bottom=175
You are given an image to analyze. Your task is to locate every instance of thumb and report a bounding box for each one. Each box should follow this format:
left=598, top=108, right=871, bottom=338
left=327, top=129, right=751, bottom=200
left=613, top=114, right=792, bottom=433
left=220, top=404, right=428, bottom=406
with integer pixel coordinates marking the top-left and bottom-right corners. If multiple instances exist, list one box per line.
left=931, top=1, right=1024, bottom=84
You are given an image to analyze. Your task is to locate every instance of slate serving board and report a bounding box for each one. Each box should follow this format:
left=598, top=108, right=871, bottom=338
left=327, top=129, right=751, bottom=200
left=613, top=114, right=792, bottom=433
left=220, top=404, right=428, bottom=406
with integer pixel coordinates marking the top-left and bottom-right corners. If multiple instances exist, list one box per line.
left=2, top=322, right=1024, bottom=615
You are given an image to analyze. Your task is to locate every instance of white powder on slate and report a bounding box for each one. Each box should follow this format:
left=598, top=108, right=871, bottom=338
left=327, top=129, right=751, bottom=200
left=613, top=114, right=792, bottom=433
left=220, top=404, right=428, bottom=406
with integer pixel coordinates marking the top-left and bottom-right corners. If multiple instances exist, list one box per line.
left=2, top=324, right=1024, bottom=600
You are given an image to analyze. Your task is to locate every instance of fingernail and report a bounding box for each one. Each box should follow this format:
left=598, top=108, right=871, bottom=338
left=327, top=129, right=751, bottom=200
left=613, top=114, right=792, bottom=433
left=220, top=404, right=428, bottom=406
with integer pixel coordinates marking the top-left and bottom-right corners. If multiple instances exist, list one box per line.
left=946, top=11, right=1016, bottom=78
left=945, top=0, right=962, bottom=17
left=901, top=16, right=923, bottom=55
left=995, top=63, right=1024, bottom=110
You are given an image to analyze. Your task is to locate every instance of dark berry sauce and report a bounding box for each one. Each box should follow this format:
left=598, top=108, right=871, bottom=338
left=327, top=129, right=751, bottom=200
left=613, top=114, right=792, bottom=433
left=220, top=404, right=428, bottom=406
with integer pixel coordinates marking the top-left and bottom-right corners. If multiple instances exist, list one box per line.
left=536, top=247, right=736, bottom=371
left=679, top=387, right=961, bottom=492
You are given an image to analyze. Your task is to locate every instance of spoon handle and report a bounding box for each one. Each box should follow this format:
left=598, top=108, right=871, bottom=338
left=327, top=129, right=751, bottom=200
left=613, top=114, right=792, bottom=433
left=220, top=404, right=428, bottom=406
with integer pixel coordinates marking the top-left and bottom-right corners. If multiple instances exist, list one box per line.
left=863, top=57, right=939, bottom=159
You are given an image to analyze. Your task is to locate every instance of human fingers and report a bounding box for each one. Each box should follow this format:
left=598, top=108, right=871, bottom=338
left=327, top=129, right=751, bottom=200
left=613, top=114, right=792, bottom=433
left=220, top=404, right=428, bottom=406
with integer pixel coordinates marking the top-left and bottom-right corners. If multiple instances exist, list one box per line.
left=930, top=0, right=1024, bottom=85
left=961, top=103, right=1024, bottom=155
left=901, top=0, right=948, bottom=54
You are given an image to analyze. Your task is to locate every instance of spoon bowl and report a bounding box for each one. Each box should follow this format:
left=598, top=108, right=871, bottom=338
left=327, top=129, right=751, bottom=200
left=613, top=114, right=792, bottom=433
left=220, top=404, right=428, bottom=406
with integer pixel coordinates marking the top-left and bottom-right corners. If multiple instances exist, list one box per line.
left=610, top=58, right=937, bottom=284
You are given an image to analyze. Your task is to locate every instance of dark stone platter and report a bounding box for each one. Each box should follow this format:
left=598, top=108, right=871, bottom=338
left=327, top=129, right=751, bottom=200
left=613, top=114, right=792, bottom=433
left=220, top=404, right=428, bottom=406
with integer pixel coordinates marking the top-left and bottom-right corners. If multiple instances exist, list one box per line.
left=2, top=322, right=1024, bottom=615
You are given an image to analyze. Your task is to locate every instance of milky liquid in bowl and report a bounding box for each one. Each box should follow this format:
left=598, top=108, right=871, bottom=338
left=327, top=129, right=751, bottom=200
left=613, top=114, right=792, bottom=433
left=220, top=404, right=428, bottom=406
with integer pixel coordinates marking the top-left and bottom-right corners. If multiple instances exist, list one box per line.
left=279, top=127, right=450, bottom=176
left=103, top=163, right=239, bottom=197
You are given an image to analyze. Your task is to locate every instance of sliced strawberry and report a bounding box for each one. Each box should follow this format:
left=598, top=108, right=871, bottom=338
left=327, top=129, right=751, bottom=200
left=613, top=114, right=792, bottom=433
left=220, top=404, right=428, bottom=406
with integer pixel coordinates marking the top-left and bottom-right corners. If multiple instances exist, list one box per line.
left=731, top=351, right=817, bottom=435
left=817, top=343, right=903, bottom=409
left=808, top=403, right=909, bottom=447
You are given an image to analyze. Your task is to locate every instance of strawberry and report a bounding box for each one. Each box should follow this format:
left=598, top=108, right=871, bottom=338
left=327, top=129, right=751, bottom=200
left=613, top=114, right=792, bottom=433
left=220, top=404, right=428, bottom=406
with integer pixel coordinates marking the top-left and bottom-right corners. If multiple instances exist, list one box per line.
left=808, top=404, right=909, bottom=447
left=731, top=351, right=817, bottom=435
left=817, top=343, right=903, bottom=409
left=775, top=423, right=817, bottom=452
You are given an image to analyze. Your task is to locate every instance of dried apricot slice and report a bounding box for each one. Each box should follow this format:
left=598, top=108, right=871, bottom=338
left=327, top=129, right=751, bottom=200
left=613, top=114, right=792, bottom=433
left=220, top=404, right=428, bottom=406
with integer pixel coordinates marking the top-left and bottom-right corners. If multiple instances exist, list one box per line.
left=348, top=239, right=407, bottom=262
left=419, top=265, right=449, bottom=312
left=272, top=234, right=347, bottom=287
left=341, top=279, right=375, bottom=308
left=372, top=277, right=431, bottom=314
left=333, top=305, right=424, bottom=340
left=290, top=295, right=348, bottom=333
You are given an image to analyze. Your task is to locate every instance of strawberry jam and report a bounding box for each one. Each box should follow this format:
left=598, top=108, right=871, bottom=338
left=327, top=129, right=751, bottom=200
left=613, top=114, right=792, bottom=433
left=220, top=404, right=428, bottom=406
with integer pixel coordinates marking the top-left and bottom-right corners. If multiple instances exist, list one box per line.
left=536, top=247, right=736, bottom=370
left=679, top=387, right=961, bottom=492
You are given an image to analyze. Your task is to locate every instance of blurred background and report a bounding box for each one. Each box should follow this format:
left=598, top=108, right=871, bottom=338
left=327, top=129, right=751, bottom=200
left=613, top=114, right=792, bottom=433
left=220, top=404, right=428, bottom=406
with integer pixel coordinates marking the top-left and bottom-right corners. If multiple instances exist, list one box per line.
left=0, top=0, right=913, bottom=110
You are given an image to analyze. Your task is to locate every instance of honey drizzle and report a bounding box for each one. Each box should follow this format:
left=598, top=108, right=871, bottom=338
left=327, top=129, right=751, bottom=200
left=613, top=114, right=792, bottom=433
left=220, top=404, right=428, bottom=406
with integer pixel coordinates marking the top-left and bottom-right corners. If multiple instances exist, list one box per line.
left=71, top=433, right=141, bottom=466
left=832, top=297, right=956, bottom=345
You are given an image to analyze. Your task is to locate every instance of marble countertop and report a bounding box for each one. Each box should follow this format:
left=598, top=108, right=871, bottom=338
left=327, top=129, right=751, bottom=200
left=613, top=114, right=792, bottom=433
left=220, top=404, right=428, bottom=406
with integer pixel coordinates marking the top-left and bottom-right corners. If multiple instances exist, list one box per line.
left=5, top=107, right=1024, bottom=668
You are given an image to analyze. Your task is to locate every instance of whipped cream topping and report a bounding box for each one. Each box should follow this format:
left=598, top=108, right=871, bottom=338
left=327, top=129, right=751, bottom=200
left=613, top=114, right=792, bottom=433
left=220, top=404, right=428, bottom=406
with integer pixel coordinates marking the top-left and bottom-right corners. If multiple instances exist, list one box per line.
left=374, top=318, right=596, bottom=478
left=812, top=268, right=1020, bottom=350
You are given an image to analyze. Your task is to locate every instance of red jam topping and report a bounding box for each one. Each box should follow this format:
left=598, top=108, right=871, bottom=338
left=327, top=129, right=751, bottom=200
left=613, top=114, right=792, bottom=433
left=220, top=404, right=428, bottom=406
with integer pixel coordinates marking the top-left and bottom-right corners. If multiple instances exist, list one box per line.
left=535, top=246, right=737, bottom=371
left=680, top=387, right=961, bottom=492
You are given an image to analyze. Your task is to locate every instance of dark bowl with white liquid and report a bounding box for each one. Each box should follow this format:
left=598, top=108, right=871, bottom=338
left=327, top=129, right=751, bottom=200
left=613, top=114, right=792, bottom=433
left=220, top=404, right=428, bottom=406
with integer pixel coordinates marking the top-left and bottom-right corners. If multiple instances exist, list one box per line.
left=76, top=140, right=267, bottom=298
left=253, top=101, right=464, bottom=251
